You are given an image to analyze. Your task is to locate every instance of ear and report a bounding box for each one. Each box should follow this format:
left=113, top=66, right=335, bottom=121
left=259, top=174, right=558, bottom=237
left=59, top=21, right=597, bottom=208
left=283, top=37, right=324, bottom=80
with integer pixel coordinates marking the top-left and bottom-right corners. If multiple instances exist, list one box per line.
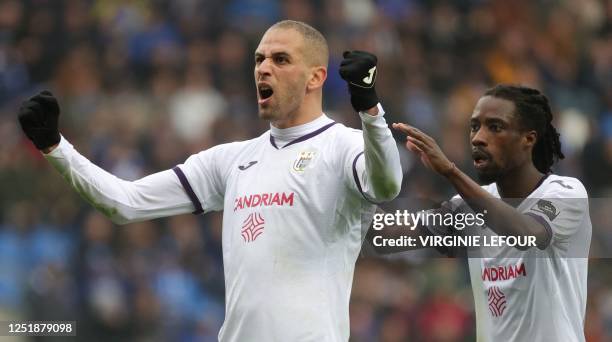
left=306, top=66, right=327, bottom=92
left=524, top=130, right=537, bottom=149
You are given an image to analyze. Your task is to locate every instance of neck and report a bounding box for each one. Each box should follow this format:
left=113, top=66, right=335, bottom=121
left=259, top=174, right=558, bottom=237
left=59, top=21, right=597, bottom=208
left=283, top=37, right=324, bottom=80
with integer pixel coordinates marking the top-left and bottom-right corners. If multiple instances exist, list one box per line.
left=271, top=93, right=322, bottom=129
left=496, top=164, right=545, bottom=198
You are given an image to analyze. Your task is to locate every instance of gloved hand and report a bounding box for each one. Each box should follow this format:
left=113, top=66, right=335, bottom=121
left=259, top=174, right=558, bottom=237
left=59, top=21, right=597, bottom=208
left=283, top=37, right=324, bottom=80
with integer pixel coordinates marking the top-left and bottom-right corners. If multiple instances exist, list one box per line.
left=18, top=90, right=61, bottom=150
left=339, top=50, right=379, bottom=112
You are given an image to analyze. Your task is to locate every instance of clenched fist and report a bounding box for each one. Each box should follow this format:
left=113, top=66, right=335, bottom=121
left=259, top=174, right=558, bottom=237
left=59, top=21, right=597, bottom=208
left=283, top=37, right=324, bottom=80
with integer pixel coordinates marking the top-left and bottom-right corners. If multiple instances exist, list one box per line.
left=18, top=90, right=61, bottom=150
left=339, top=50, right=379, bottom=112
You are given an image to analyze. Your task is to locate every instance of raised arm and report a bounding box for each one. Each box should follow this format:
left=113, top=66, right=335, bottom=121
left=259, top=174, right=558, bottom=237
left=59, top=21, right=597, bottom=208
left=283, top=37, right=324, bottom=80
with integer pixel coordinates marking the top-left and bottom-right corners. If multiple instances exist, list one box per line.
left=393, top=123, right=551, bottom=249
left=18, top=91, right=197, bottom=225
left=339, top=51, right=402, bottom=201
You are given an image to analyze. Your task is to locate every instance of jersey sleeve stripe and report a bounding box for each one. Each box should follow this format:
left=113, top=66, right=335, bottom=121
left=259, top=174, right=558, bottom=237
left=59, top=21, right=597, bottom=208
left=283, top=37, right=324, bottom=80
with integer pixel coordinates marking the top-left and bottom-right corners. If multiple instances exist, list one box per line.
left=172, top=166, right=204, bottom=215
left=351, top=152, right=381, bottom=205
left=352, top=151, right=365, bottom=194
left=524, top=212, right=553, bottom=249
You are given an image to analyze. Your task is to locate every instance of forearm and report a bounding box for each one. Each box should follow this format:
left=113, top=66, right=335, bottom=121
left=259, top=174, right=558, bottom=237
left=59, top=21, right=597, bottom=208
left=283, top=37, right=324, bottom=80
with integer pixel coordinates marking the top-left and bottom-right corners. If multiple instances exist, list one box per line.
left=45, top=136, right=194, bottom=224
left=445, top=166, right=549, bottom=248
left=359, top=103, right=402, bottom=201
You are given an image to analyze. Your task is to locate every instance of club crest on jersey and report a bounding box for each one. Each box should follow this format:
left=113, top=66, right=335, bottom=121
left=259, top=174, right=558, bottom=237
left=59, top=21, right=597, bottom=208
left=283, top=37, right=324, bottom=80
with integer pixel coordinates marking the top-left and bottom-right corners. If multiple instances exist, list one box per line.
left=530, top=199, right=559, bottom=221
left=292, top=151, right=316, bottom=172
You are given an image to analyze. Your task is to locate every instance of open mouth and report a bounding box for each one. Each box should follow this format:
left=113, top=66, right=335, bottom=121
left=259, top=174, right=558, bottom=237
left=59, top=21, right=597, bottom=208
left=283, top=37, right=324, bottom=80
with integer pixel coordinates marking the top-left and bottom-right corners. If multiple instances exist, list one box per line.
left=474, top=158, right=488, bottom=168
left=258, top=83, right=274, bottom=104
left=472, top=150, right=491, bottom=169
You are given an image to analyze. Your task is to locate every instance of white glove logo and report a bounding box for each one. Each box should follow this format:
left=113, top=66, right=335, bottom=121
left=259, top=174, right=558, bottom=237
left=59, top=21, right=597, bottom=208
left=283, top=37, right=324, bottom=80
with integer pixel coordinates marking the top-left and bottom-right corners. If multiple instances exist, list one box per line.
left=362, top=66, right=376, bottom=85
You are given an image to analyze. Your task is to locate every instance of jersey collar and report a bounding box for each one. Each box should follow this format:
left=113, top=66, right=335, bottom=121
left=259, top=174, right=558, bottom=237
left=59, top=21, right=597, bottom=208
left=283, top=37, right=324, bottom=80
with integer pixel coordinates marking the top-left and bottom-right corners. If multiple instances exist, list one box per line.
left=269, top=114, right=336, bottom=149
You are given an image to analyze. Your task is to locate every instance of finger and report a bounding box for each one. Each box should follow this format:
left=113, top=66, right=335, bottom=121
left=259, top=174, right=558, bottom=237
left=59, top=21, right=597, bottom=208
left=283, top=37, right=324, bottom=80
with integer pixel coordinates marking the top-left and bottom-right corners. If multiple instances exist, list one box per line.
left=405, top=126, right=436, bottom=148
left=407, top=135, right=429, bottom=151
left=30, top=93, right=59, bottom=117
left=353, top=50, right=377, bottom=63
left=37, top=94, right=57, bottom=107
left=394, top=123, right=422, bottom=137
left=20, top=101, right=41, bottom=117
left=340, top=62, right=351, bottom=72
left=394, top=124, right=431, bottom=149
left=405, top=140, right=423, bottom=154
left=404, top=125, right=426, bottom=139
left=18, top=106, right=40, bottom=127
left=405, top=128, right=428, bottom=144
left=392, top=123, right=411, bottom=134
left=339, top=68, right=349, bottom=79
left=20, top=100, right=37, bottom=111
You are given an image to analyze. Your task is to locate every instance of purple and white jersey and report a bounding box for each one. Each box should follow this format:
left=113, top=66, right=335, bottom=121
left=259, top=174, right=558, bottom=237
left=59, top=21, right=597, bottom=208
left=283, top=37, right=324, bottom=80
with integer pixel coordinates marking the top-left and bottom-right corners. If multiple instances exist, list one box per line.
left=45, top=105, right=402, bottom=341
left=438, top=175, right=591, bottom=342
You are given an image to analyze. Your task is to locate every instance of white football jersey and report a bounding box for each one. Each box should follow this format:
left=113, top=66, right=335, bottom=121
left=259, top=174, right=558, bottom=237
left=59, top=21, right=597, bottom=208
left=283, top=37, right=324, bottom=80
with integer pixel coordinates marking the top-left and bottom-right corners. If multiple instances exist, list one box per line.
left=440, top=175, right=591, bottom=342
left=45, top=107, right=402, bottom=341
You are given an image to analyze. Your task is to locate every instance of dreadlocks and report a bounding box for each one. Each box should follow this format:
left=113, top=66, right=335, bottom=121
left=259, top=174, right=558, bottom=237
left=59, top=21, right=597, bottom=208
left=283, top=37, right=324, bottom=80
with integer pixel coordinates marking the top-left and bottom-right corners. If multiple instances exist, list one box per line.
left=484, top=84, right=565, bottom=174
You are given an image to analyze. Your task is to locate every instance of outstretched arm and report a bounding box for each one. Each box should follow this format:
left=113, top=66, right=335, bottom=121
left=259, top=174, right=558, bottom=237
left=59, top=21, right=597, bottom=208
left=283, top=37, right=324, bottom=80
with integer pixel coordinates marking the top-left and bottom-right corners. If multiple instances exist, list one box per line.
left=45, top=136, right=194, bottom=224
left=18, top=91, right=198, bottom=225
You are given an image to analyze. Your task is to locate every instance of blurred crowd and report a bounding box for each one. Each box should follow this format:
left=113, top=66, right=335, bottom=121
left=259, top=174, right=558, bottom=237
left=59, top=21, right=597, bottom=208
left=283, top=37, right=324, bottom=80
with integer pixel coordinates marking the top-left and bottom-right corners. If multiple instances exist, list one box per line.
left=0, top=0, right=611, bottom=341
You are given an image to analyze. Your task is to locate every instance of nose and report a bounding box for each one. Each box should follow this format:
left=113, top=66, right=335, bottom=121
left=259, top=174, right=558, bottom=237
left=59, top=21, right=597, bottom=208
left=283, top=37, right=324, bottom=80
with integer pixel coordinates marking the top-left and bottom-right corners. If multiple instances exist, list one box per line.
left=471, top=127, right=487, bottom=147
left=256, top=57, right=272, bottom=79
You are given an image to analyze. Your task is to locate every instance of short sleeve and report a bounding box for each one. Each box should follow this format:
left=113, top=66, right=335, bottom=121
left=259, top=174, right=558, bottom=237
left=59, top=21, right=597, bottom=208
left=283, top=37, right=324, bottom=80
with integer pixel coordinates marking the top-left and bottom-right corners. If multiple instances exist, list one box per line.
left=524, top=177, right=588, bottom=244
left=173, top=144, right=229, bottom=213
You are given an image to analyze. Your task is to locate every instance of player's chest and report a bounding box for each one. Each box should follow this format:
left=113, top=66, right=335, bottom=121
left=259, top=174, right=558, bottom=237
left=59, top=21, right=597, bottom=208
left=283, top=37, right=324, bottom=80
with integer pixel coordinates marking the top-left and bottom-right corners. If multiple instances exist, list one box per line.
left=225, top=145, right=341, bottom=208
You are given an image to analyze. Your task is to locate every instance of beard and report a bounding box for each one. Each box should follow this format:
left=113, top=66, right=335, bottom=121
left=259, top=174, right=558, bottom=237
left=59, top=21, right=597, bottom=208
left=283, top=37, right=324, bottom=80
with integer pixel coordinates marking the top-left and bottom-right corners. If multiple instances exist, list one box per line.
left=475, top=162, right=504, bottom=185
left=476, top=170, right=497, bottom=185
left=258, top=88, right=304, bottom=122
left=258, top=103, right=279, bottom=120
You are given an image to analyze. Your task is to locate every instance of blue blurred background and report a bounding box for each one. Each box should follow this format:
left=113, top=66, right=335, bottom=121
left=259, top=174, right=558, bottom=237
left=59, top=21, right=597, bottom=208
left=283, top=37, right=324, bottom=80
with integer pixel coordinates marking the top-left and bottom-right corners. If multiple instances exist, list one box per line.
left=0, top=0, right=611, bottom=341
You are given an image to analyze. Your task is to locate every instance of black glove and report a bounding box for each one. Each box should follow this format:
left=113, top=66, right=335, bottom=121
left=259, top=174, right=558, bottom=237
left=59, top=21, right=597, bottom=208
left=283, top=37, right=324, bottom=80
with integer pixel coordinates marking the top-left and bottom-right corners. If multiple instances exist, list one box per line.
left=18, top=90, right=61, bottom=150
left=339, top=50, right=379, bottom=112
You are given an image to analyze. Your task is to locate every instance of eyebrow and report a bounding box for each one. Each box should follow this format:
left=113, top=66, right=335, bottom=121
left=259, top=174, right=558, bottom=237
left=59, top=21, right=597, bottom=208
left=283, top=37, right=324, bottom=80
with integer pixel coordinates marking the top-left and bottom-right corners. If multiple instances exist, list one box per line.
left=471, top=116, right=508, bottom=125
left=254, top=51, right=292, bottom=60
left=486, top=117, right=511, bottom=126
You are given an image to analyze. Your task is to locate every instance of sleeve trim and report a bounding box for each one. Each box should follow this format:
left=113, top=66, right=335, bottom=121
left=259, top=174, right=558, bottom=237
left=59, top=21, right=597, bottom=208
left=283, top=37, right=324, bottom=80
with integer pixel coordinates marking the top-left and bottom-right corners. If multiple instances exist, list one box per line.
left=172, top=166, right=204, bottom=215
left=525, top=212, right=553, bottom=249
left=351, top=152, right=381, bottom=205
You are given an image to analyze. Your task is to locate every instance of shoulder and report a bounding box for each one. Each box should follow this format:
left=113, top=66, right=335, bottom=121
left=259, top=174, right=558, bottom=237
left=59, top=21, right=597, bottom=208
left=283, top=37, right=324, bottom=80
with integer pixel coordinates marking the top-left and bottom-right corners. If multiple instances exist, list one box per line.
left=447, top=183, right=498, bottom=209
left=197, top=133, right=266, bottom=156
left=541, top=174, right=588, bottom=198
left=329, top=122, right=363, bottom=147
left=331, top=122, right=362, bottom=137
left=183, top=134, right=267, bottom=171
left=450, top=183, right=497, bottom=201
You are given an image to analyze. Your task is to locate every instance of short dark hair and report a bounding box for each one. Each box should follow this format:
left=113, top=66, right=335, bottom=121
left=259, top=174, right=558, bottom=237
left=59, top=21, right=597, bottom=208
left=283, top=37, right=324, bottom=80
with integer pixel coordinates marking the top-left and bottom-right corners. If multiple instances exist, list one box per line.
left=268, top=20, right=329, bottom=67
left=484, top=84, right=565, bottom=173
